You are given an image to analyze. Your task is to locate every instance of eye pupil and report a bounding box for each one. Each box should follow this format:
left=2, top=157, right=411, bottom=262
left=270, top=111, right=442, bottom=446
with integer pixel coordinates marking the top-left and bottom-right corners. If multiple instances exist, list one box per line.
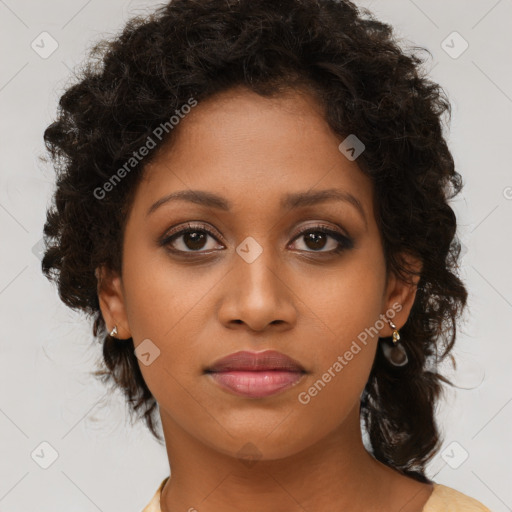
left=184, top=231, right=207, bottom=250
left=304, top=232, right=327, bottom=251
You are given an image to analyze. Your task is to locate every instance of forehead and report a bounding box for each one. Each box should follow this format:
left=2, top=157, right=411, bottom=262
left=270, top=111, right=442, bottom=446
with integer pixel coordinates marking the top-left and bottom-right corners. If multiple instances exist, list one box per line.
left=134, top=86, right=375, bottom=220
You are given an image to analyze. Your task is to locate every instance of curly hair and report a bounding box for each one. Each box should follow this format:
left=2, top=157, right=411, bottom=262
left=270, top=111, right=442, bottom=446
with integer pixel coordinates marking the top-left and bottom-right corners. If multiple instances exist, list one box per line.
left=41, top=0, right=468, bottom=483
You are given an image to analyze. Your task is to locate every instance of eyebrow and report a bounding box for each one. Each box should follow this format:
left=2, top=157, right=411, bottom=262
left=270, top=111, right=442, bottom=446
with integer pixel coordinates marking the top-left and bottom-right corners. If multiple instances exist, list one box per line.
left=146, top=188, right=367, bottom=227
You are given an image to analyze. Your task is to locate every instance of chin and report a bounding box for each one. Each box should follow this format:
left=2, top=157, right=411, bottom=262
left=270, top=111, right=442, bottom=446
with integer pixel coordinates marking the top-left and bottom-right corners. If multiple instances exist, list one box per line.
left=202, top=427, right=312, bottom=463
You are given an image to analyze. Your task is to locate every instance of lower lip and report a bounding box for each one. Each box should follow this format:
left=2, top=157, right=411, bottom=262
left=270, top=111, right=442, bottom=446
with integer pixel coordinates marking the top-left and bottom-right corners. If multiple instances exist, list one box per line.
left=207, top=370, right=305, bottom=398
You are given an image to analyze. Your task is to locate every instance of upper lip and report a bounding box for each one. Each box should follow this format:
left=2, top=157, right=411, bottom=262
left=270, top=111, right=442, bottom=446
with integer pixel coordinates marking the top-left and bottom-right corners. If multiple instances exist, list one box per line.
left=205, top=350, right=306, bottom=373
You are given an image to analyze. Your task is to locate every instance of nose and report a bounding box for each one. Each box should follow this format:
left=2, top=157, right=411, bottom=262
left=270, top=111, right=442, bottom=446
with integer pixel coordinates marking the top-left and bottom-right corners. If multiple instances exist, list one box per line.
left=216, top=244, right=298, bottom=333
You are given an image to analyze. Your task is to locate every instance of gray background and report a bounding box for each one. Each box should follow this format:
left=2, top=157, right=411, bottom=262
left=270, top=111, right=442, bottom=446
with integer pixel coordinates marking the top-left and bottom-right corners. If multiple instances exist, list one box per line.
left=1, top=0, right=511, bottom=510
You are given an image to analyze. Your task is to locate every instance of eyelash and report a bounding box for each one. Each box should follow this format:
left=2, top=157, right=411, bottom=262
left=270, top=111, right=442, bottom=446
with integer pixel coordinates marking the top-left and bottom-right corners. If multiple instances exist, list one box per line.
left=159, top=222, right=354, bottom=256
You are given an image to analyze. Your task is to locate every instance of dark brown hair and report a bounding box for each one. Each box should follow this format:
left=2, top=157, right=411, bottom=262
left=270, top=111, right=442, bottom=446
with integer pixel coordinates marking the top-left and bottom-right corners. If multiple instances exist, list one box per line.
left=41, top=0, right=468, bottom=483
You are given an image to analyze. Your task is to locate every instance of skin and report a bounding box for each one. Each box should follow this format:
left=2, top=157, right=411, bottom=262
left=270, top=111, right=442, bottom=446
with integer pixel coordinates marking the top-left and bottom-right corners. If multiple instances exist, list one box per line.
left=97, top=85, right=433, bottom=511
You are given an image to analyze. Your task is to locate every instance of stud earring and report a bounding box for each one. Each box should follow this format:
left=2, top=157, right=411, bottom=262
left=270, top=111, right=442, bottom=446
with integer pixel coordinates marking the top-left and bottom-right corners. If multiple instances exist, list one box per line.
left=109, top=325, right=118, bottom=338
left=380, top=318, right=408, bottom=367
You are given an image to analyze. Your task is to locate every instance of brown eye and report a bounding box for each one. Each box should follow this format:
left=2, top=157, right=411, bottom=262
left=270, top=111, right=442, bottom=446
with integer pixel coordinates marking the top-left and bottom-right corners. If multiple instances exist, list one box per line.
left=302, top=232, right=330, bottom=251
left=161, top=223, right=224, bottom=253
left=178, top=230, right=209, bottom=251
left=290, top=226, right=354, bottom=254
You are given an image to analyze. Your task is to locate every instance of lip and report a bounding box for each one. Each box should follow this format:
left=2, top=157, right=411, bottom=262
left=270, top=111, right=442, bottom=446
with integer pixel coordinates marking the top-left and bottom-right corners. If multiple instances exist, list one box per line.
left=206, top=349, right=306, bottom=373
left=205, top=350, right=307, bottom=399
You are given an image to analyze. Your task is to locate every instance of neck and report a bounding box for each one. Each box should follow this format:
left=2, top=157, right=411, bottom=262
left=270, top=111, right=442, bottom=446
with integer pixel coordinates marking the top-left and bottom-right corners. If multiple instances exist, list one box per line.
left=158, top=402, right=426, bottom=512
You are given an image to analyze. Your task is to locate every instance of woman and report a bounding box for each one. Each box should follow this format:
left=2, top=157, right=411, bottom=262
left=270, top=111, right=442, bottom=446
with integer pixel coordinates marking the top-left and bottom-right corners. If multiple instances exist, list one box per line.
left=41, top=0, right=493, bottom=510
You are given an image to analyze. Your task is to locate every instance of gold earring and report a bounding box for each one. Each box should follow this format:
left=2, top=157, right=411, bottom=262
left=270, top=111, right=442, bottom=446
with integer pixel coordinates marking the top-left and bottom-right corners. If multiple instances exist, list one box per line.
left=388, top=320, right=400, bottom=344
left=380, top=318, right=408, bottom=367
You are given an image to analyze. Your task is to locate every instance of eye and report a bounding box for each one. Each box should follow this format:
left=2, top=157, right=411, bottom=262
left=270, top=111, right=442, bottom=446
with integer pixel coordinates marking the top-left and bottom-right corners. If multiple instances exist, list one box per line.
left=289, top=225, right=353, bottom=254
left=161, top=223, right=223, bottom=253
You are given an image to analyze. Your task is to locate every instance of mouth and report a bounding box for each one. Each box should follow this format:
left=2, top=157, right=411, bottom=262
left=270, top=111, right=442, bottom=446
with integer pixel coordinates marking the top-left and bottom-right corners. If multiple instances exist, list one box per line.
left=204, top=350, right=307, bottom=399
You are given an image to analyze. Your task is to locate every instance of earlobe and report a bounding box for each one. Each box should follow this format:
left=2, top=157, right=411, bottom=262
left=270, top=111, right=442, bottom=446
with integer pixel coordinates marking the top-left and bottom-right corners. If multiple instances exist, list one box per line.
left=95, top=265, right=131, bottom=339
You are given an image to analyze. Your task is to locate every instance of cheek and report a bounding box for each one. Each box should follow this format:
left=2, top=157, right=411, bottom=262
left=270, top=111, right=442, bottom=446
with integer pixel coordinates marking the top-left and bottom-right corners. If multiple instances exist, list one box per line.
left=302, top=257, right=385, bottom=341
left=121, top=243, right=212, bottom=343
left=297, top=273, right=381, bottom=410
left=120, top=247, right=218, bottom=399
left=299, top=336, right=377, bottom=411
left=293, top=257, right=384, bottom=416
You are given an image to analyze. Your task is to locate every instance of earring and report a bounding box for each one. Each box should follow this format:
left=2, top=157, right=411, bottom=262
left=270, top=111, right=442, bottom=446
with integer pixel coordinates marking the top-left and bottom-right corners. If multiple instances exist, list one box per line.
left=380, top=319, right=408, bottom=367
left=109, top=325, right=118, bottom=338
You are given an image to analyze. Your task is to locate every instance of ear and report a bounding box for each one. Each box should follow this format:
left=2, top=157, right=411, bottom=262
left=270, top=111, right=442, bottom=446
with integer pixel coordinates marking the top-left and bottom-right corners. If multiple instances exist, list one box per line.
left=380, top=252, right=423, bottom=337
left=95, top=265, right=131, bottom=339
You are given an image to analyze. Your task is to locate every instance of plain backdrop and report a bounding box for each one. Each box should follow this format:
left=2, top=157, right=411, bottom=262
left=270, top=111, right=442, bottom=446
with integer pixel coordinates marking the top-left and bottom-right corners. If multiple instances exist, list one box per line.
left=1, top=0, right=511, bottom=510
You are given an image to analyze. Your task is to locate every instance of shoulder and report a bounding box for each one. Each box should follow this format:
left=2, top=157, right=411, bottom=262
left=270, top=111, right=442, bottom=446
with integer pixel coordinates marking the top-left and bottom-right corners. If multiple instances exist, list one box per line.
left=423, top=483, right=493, bottom=512
left=141, top=476, right=169, bottom=512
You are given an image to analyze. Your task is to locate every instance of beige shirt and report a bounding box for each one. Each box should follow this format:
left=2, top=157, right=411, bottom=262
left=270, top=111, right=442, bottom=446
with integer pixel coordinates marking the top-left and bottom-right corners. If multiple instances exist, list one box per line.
left=142, top=476, right=493, bottom=511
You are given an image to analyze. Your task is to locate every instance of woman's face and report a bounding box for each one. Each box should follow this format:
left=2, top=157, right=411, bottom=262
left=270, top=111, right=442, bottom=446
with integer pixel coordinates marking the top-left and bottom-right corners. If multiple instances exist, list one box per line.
left=98, top=86, right=418, bottom=460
